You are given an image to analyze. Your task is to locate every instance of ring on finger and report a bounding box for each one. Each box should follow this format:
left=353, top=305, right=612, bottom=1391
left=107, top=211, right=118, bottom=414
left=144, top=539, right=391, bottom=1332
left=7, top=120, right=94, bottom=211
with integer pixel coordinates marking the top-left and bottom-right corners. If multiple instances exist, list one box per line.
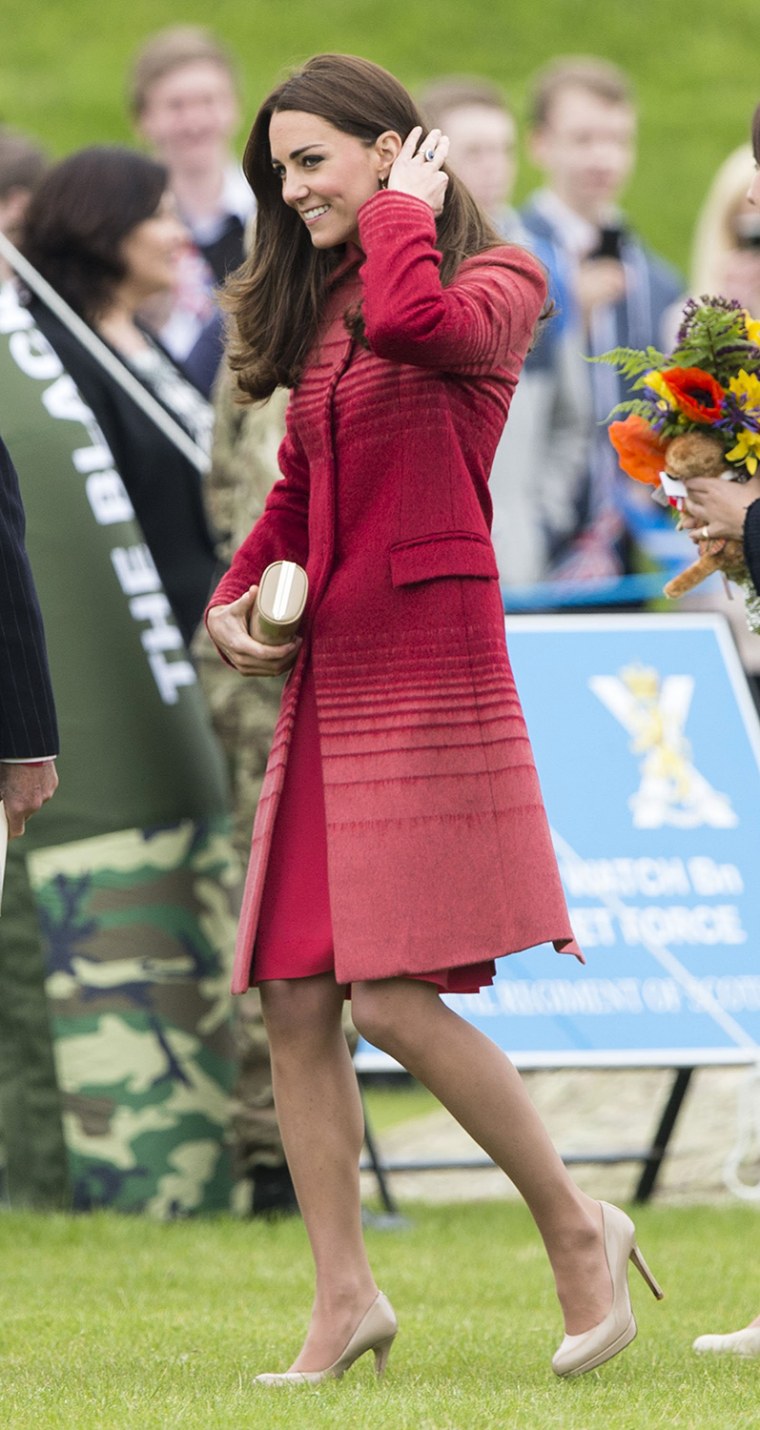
left=701, top=525, right=710, bottom=540
left=423, top=147, right=437, bottom=161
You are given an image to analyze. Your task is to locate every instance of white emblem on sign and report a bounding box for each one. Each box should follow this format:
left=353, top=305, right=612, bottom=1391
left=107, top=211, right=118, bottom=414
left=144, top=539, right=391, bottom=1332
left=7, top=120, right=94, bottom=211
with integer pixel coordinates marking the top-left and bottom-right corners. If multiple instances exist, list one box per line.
left=590, top=665, right=737, bottom=830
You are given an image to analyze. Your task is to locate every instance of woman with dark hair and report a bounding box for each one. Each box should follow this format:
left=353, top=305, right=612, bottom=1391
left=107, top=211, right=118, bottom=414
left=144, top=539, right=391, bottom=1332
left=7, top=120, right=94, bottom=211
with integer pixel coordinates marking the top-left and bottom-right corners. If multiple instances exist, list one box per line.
left=207, top=54, right=662, bottom=1384
left=21, top=147, right=217, bottom=644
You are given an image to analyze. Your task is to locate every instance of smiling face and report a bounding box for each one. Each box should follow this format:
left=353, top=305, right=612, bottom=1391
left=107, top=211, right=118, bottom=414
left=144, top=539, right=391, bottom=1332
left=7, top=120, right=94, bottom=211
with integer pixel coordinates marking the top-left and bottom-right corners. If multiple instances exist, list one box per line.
left=268, top=109, right=393, bottom=248
left=137, top=60, right=240, bottom=177
left=117, top=191, right=189, bottom=303
left=530, top=84, right=636, bottom=222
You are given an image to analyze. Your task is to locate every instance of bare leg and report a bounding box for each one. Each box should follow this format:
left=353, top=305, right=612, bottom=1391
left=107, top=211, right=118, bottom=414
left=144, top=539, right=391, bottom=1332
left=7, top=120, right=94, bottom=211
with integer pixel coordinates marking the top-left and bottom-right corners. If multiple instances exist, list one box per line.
left=259, top=973, right=377, bottom=1372
left=352, top=977, right=611, bottom=1335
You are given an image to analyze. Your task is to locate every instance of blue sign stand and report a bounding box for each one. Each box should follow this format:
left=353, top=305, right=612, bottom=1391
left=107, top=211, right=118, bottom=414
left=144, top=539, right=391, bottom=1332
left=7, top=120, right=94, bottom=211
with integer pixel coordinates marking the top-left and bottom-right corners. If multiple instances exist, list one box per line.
left=357, top=614, right=760, bottom=1203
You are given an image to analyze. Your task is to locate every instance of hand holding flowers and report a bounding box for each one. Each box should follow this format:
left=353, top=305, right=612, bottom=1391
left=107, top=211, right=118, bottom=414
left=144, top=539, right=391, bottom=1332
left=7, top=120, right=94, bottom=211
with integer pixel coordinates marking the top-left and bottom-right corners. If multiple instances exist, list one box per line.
left=598, top=296, right=760, bottom=624
left=680, top=470, right=760, bottom=542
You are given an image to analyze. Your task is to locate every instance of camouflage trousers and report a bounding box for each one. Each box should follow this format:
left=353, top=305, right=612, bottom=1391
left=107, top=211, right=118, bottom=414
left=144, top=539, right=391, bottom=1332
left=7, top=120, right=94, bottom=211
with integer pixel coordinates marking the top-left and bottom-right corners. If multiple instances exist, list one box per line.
left=195, top=633, right=357, bottom=1177
left=0, top=844, right=68, bottom=1208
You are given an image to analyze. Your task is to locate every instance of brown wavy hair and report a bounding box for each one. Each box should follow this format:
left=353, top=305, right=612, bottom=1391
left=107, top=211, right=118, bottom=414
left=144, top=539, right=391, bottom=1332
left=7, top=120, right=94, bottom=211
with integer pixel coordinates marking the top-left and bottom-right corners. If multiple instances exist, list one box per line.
left=225, top=53, right=507, bottom=401
left=21, top=146, right=167, bottom=324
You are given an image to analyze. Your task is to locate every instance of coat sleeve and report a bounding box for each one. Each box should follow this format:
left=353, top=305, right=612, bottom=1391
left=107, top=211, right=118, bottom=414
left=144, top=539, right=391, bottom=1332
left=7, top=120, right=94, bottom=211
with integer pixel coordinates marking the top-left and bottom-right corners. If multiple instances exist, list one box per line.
left=207, top=394, right=311, bottom=609
left=356, top=191, right=547, bottom=373
left=0, top=437, right=59, bottom=758
left=743, top=498, right=760, bottom=594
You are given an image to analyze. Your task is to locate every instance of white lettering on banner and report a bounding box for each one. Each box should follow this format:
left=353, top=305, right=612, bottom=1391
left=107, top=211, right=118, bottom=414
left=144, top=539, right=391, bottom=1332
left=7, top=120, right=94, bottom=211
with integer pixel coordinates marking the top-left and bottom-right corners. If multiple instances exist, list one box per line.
left=618, top=904, right=746, bottom=947
left=559, top=854, right=743, bottom=900
left=561, top=856, right=692, bottom=898
left=85, top=471, right=134, bottom=525
left=566, top=907, right=616, bottom=946
left=642, top=979, right=682, bottom=1013
left=72, top=442, right=112, bottom=474
left=112, top=550, right=198, bottom=704
left=445, top=975, right=760, bottom=1019
left=568, top=902, right=746, bottom=948
left=147, top=652, right=196, bottom=705
left=697, top=977, right=760, bottom=1013
left=553, top=827, right=758, bottom=1052
left=0, top=283, right=194, bottom=705
left=112, top=545, right=161, bottom=597
left=0, top=282, right=32, bottom=332
left=688, top=857, right=744, bottom=896
left=129, top=592, right=184, bottom=652
left=128, top=591, right=196, bottom=704
left=10, top=328, right=63, bottom=381
left=42, top=372, right=95, bottom=427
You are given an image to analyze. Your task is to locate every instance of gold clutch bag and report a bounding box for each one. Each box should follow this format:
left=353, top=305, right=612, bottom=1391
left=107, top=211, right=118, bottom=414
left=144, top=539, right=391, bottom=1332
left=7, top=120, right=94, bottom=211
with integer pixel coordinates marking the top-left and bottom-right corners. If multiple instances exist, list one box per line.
left=251, top=561, right=308, bottom=645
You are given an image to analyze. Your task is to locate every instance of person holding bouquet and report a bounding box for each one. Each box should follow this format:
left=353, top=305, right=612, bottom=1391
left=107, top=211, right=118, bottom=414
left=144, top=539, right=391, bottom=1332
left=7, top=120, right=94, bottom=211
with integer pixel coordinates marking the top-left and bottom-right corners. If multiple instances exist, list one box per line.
left=602, top=99, right=760, bottom=1360
left=206, top=52, right=663, bottom=1386
left=687, top=103, right=760, bottom=1363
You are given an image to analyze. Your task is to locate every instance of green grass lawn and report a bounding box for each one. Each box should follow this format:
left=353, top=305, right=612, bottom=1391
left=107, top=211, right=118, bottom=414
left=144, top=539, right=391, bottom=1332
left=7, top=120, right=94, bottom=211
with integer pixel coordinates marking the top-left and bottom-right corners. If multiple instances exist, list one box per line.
left=1, top=1202, right=757, bottom=1429
left=363, top=1077, right=438, bottom=1133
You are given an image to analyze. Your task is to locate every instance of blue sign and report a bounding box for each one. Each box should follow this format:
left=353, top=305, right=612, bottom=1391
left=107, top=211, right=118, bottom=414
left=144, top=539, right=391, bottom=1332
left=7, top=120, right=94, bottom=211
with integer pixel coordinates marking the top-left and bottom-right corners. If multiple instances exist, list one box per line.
left=357, top=614, right=760, bottom=1070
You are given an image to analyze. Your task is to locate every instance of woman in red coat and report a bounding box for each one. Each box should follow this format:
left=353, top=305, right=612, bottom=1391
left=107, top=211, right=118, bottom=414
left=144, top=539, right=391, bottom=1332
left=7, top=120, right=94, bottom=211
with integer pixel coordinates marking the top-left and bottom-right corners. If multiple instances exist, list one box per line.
left=207, top=53, right=662, bottom=1384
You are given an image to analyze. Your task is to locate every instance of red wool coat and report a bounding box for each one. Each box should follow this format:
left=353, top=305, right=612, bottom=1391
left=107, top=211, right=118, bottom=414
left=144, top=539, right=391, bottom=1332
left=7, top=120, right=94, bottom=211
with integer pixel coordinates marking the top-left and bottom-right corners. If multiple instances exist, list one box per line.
left=210, top=190, right=582, bottom=992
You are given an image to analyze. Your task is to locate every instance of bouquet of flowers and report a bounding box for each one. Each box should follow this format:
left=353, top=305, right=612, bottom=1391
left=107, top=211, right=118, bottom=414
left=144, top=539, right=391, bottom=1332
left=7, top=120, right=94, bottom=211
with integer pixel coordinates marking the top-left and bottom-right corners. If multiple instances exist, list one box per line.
left=597, top=296, right=760, bottom=623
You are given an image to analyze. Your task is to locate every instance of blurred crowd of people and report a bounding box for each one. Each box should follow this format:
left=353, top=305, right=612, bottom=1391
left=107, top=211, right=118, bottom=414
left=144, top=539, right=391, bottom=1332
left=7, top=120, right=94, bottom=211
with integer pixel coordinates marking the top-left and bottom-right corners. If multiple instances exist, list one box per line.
left=2, top=27, right=760, bottom=1220
left=5, top=34, right=759, bottom=613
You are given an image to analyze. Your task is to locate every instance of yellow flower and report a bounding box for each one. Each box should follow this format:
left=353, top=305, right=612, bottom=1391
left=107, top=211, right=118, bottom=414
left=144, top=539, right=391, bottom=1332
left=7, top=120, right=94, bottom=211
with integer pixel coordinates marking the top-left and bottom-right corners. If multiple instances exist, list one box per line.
left=726, top=429, right=760, bottom=475
left=645, top=370, right=677, bottom=408
left=743, top=311, right=760, bottom=346
left=728, top=368, right=760, bottom=409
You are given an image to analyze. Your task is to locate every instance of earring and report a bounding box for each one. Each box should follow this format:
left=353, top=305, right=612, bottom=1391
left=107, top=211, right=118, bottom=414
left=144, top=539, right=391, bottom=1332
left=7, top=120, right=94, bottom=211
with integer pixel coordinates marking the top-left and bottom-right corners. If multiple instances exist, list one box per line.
left=378, top=171, right=389, bottom=190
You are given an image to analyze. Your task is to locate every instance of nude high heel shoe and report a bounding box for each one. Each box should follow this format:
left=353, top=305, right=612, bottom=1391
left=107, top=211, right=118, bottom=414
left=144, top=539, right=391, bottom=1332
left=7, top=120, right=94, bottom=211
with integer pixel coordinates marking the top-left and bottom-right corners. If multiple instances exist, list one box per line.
left=254, top=1291, right=398, bottom=1386
left=693, top=1327, right=760, bottom=1357
left=552, top=1201, right=664, bottom=1378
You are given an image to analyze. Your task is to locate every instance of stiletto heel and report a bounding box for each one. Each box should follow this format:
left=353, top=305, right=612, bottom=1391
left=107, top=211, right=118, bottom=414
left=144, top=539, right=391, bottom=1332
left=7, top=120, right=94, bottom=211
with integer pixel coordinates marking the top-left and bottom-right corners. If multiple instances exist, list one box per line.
left=373, top=1334, right=395, bottom=1376
left=629, top=1243, right=664, bottom=1300
left=552, top=1202, right=663, bottom=1378
left=254, top=1291, right=398, bottom=1386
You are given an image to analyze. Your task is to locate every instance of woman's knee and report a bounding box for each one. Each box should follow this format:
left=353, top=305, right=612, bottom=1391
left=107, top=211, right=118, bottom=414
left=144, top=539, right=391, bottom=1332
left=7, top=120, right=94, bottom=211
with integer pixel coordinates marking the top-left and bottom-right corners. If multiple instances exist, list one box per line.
left=259, top=975, right=343, bottom=1047
left=352, top=979, right=431, bottom=1057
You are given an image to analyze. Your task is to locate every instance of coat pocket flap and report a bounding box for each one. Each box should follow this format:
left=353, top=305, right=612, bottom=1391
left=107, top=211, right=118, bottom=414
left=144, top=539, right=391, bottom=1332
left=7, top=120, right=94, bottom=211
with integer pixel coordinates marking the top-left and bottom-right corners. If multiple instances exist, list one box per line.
left=390, top=531, right=499, bottom=586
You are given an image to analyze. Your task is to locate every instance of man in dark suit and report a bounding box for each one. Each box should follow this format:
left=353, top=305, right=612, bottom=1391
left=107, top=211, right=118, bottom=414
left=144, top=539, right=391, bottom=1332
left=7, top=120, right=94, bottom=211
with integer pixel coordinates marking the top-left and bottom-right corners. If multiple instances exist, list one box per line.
left=0, top=434, right=58, bottom=837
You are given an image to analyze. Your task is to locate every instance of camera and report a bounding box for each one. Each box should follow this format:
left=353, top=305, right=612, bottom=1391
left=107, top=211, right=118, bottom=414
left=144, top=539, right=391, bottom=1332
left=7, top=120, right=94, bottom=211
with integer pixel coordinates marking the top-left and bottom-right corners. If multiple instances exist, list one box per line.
left=588, top=224, right=625, bottom=261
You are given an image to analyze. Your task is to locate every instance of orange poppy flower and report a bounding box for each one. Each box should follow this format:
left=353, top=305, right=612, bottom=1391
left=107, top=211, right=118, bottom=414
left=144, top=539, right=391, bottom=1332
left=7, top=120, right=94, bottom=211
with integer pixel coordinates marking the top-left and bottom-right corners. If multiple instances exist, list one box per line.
left=660, top=366, right=726, bottom=423
left=609, top=415, right=667, bottom=486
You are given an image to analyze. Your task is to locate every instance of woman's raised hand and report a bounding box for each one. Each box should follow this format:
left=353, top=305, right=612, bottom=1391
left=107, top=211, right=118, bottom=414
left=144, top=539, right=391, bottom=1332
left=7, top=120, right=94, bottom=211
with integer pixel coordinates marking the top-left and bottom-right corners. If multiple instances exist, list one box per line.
left=387, top=126, right=449, bottom=215
left=206, top=587, right=301, bottom=676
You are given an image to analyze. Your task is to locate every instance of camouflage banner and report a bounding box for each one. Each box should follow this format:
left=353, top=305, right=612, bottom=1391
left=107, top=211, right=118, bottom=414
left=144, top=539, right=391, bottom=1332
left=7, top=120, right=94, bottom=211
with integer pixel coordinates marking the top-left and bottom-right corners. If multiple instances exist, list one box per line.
left=0, top=282, right=240, bottom=1213
left=0, top=281, right=228, bottom=845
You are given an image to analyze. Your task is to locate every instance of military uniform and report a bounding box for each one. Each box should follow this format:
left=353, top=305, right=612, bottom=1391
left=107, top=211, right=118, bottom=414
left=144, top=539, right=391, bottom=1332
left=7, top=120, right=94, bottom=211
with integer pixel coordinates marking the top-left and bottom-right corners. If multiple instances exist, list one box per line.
left=194, top=376, right=357, bottom=1205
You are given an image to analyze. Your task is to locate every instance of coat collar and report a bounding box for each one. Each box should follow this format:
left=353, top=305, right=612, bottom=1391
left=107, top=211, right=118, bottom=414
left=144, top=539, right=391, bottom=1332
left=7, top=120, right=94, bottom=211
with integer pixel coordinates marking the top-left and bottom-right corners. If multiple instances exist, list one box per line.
left=326, top=242, right=363, bottom=291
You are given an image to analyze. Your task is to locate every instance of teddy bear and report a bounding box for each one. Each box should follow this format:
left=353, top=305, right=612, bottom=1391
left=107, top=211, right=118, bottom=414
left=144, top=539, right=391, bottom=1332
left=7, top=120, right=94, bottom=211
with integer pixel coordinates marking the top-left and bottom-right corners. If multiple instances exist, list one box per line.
left=661, top=431, right=749, bottom=599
